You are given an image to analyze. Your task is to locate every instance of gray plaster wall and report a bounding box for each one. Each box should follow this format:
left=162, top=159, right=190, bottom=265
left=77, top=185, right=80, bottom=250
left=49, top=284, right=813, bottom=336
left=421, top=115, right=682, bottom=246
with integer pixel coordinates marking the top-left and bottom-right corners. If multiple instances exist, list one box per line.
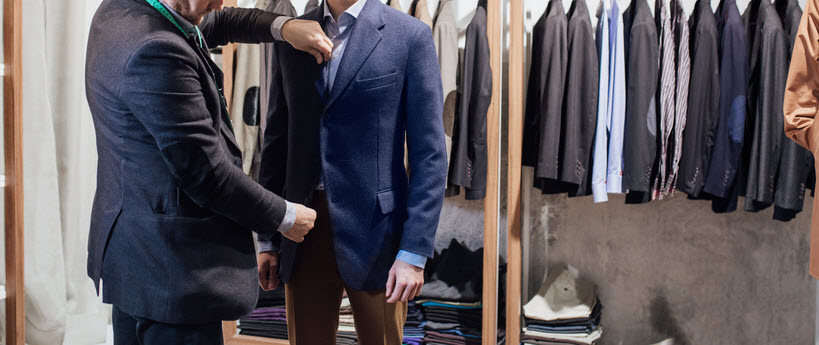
left=523, top=185, right=816, bottom=345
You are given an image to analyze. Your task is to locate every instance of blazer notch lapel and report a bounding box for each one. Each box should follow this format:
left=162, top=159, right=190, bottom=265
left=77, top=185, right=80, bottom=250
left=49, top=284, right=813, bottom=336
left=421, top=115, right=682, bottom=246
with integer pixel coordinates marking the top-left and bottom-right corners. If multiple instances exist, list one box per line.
left=324, top=1, right=385, bottom=110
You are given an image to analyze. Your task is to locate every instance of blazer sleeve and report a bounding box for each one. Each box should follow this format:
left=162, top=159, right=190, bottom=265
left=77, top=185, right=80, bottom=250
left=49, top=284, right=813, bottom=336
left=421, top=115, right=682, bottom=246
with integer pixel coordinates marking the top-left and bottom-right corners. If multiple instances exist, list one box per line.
left=257, top=42, right=291, bottom=248
left=784, top=0, right=819, bottom=152
left=702, top=22, right=747, bottom=198
left=120, top=38, right=287, bottom=235
left=199, top=7, right=280, bottom=48
left=400, top=25, right=448, bottom=259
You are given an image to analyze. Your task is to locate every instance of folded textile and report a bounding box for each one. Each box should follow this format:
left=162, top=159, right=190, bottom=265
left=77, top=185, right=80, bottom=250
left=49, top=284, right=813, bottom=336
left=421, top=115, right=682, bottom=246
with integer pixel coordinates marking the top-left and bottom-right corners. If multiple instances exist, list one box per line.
left=522, top=327, right=603, bottom=345
left=525, top=301, right=602, bottom=329
left=524, top=266, right=597, bottom=322
left=420, top=239, right=483, bottom=303
left=421, top=301, right=483, bottom=309
left=417, top=299, right=483, bottom=308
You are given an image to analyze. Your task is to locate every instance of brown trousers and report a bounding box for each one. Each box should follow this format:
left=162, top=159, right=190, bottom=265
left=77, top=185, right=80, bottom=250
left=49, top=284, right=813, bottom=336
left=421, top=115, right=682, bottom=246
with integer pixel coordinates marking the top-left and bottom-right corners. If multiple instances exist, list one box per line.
left=285, top=192, right=407, bottom=345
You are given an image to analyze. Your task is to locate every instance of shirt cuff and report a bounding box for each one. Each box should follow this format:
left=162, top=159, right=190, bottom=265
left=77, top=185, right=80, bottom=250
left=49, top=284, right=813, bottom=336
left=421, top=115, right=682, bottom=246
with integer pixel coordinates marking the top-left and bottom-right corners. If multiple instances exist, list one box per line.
left=258, top=239, right=278, bottom=253
left=276, top=200, right=297, bottom=234
left=592, top=183, right=608, bottom=203
left=271, top=16, right=292, bottom=42
left=606, top=172, right=623, bottom=194
left=396, top=250, right=427, bottom=269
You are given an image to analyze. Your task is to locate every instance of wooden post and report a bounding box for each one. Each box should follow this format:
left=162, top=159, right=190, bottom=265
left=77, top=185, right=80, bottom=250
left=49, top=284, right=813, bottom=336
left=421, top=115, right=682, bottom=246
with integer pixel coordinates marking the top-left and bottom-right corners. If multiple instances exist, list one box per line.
left=483, top=0, right=502, bottom=343
left=506, top=0, right=524, bottom=343
left=4, top=0, right=24, bottom=343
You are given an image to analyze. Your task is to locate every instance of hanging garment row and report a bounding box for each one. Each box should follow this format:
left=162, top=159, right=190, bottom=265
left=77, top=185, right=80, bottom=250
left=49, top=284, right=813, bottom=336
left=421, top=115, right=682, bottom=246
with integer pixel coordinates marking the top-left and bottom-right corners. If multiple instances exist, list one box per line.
left=522, top=0, right=813, bottom=222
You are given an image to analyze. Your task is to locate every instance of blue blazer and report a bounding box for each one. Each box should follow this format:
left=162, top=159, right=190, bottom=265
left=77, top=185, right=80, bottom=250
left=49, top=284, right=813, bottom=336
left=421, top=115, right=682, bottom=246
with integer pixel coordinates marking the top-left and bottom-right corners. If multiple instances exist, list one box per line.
left=259, top=0, right=447, bottom=290
left=85, top=0, right=287, bottom=323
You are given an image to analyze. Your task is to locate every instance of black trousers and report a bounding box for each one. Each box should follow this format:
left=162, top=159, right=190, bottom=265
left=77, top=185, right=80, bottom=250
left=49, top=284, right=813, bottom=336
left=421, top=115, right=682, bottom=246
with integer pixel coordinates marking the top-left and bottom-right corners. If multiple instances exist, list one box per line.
left=112, top=305, right=224, bottom=345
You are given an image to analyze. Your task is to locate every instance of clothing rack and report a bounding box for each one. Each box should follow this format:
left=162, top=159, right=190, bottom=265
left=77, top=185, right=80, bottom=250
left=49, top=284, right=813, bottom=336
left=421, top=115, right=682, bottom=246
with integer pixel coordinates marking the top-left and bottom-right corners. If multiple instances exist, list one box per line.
left=219, top=0, right=505, bottom=344
left=4, top=0, right=24, bottom=343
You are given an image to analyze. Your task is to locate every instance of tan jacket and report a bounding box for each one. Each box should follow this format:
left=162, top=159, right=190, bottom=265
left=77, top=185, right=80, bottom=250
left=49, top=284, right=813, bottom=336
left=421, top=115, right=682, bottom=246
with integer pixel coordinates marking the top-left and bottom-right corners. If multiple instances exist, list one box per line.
left=783, top=0, right=819, bottom=278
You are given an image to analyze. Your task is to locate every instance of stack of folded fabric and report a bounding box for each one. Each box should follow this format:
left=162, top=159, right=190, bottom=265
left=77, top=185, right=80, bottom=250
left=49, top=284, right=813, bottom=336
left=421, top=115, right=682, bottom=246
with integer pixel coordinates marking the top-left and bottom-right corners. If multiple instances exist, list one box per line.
left=338, top=297, right=359, bottom=345
left=403, top=301, right=425, bottom=345
left=521, top=266, right=603, bottom=345
left=418, top=239, right=485, bottom=345
left=237, top=287, right=288, bottom=340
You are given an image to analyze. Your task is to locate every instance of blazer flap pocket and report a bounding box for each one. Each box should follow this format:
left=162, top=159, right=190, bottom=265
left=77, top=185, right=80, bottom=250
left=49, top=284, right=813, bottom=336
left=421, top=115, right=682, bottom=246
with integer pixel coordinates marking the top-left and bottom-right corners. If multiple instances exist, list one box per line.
left=377, top=189, right=396, bottom=214
left=357, top=72, right=397, bottom=91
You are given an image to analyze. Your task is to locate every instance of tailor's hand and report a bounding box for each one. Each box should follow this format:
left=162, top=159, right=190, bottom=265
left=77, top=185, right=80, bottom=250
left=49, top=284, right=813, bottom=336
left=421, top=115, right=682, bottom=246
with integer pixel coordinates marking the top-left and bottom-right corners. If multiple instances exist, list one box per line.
left=385, top=259, right=424, bottom=303
left=281, top=19, right=333, bottom=64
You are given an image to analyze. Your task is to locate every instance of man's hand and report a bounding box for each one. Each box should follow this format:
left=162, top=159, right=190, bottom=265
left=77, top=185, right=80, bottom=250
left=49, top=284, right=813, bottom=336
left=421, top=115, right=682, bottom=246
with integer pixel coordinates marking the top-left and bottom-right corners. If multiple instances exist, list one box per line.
left=282, top=203, right=317, bottom=243
left=281, top=19, right=333, bottom=64
left=258, top=251, right=280, bottom=291
left=385, top=259, right=424, bottom=303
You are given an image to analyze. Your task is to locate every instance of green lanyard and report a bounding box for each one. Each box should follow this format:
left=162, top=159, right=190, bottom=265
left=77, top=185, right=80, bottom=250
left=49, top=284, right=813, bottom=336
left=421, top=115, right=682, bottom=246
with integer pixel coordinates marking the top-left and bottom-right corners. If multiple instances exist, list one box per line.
left=144, top=0, right=204, bottom=49
left=144, top=0, right=235, bottom=134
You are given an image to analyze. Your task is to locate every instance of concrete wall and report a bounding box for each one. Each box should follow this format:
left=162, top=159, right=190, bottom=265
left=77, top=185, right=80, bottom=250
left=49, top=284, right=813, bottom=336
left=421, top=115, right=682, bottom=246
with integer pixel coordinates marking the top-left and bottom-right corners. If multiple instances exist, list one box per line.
left=523, top=185, right=815, bottom=344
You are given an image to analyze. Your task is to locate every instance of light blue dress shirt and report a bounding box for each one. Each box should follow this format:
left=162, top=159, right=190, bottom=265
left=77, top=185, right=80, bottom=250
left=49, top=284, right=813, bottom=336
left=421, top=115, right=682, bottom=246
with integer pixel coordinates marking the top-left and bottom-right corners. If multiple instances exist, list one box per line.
left=591, top=0, right=611, bottom=203
left=605, top=0, right=626, bottom=195
left=258, top=0, right=426, bottom=269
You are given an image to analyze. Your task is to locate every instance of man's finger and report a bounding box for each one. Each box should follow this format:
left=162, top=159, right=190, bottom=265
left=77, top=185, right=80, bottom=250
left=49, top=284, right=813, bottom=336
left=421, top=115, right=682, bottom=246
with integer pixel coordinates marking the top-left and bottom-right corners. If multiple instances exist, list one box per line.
left=258, top=261, right=269, bottom=290
left=311, top=50, right=323, bottom=64
left=268, top=266, right=277, bottom=290
left=315, top=40, right=332, bottom=61
left=388, top=281, right=407, bottom=303
left=400, top=282, right=414, bottom=302
left=385, top=270, right=396, bottom=297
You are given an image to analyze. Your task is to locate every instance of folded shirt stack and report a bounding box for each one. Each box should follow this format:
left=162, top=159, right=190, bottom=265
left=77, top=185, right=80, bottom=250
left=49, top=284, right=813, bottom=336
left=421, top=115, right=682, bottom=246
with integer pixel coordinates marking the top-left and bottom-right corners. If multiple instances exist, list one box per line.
left=522, top=266, right=603, bottom=345
left=238, top=287, right=288, bottom=340
left=338, top=297, right=359, bottom=345
left=403, top=300, right=425, bottom=345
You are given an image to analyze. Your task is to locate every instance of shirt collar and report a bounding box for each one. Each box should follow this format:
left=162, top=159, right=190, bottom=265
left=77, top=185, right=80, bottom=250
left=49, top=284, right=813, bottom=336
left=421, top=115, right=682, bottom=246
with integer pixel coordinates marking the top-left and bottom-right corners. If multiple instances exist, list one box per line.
left=160, top=0, right=197, bottom=36
left=323, top=0, right=367, bottom=22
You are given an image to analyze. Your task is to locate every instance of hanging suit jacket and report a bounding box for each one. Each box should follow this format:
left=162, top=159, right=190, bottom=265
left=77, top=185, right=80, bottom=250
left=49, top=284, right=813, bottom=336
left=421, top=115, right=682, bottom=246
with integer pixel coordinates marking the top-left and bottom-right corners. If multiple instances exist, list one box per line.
left=559, top=0, right=599, bottom=197
left=742, top=0, right=787, bottom=212
left=774, top=0, right=813, bottom=221
left=521, top=0, right=567, bottom=188
left=622, top=0, right=659, bottom=195
left=260, top=0, right=447, bottom=290
left=783, top=0, right=819, bottom=278
left=677, top=0, right=719, bottom=198
left=410, top=0, right=433, bottom=29
left=85, top=0, right=287, bottom=323
left=433, top=0, right=458, bottom=172
left=448, top=1, right=492, bottom=200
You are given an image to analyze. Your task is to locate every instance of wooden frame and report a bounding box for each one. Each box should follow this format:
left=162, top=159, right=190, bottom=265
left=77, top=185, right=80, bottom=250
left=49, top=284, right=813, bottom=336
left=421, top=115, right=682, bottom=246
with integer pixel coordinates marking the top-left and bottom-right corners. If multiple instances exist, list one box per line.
left=505, top=0, right=524, bottom=343
left=4, top=0, right=23, bottom=343
left=221, top=0, right=505, bottom=343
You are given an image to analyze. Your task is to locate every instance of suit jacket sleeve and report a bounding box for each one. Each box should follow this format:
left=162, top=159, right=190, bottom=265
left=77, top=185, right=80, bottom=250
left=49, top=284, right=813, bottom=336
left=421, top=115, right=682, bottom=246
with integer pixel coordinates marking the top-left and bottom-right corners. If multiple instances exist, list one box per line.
left=120, top=38, right=287, bottom=235
left=623, top=22, right=659, bottom=192
left=199, top=7, right=280, bottom=47
left=784, top=0, right=819, bottom=153
left=257, top=42, right=291, bottom=248
left=401, top=25, right=447, bottom=258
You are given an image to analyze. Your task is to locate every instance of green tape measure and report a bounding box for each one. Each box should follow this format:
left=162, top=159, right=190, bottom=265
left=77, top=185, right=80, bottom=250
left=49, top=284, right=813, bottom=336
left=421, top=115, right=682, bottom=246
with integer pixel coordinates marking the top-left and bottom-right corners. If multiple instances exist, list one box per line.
left=144, top=0, right=204, bottom=49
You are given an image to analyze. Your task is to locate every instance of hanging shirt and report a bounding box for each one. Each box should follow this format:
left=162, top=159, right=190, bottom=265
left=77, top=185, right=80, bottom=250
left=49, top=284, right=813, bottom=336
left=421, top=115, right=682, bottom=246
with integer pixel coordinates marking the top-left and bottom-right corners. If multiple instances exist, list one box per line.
left=676, top=0, right=719, bottom=198
left=606, top=0, right=627, bottom=195
left=653, top=0, right=676, bottom=199
left=665, top=0, right=689, bottom=195
left=592, top=0, right=611, bottom=203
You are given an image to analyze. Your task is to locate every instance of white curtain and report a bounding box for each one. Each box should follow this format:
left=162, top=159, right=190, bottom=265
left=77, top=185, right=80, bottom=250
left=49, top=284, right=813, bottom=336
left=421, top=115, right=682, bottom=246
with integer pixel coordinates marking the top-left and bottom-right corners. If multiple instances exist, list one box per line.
left=0, top=0, right=108, bottom=344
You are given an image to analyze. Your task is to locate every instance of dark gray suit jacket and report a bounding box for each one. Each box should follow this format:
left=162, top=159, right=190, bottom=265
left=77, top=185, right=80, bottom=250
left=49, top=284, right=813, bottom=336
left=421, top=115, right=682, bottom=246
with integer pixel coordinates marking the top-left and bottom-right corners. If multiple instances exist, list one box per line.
left=86, top=0, right=285, bottom=323
left=447, top=1, right=491, bottom=200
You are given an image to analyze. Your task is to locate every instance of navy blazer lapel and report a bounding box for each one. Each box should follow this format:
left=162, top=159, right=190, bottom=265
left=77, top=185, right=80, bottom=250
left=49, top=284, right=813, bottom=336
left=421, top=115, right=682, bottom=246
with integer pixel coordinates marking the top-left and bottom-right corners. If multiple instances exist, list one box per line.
left=324, top=0, right=385, bottom=110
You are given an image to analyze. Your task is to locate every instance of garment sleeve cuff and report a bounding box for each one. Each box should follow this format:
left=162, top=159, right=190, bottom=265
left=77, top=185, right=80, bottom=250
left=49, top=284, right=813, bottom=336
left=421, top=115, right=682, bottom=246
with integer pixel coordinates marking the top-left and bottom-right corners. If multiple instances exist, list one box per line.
left=606, top=173, right=623, bottom=194
left=276, top=200, right=297, bottom=233
left=271, top=16, right=292, bottom=42
left=396, top=250, right=427, bottom=268
left=258, top=239, right=279, bottom=253
left=592, top=183, right=608, bottom=203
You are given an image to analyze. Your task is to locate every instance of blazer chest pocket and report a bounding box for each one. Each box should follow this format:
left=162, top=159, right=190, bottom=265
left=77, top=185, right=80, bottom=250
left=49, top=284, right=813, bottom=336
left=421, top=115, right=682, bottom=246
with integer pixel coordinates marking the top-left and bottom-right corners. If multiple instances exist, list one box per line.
left=356, top=72, right=397, bottom=91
